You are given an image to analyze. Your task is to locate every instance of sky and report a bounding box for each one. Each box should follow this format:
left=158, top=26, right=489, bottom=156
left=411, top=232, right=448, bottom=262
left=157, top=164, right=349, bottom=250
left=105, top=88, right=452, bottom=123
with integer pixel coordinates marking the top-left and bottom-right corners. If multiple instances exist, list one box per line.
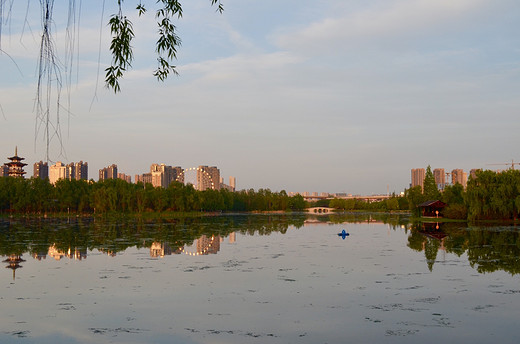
left=0, top=0, right=519, bottom=195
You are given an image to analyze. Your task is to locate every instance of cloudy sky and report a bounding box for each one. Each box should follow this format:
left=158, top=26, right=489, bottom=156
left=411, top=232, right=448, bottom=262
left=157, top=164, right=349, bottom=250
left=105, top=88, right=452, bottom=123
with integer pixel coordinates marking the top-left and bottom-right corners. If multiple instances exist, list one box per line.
left=1, top=0, right=519, bottom=195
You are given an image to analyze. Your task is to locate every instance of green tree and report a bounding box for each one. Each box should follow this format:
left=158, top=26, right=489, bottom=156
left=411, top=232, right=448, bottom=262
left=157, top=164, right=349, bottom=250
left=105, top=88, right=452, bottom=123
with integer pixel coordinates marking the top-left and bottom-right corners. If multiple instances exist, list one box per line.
left=423, top=165, right=440, bottom=200
left=405, top=185, right=425, bottom=215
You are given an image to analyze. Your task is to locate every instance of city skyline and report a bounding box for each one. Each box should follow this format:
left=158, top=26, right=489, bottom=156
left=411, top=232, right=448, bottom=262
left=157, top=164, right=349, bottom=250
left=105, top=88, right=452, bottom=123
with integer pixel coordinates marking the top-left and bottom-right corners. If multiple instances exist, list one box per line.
left=1, top=1, right=519, bottom=194
left=3, top=147, right=513, bottom=196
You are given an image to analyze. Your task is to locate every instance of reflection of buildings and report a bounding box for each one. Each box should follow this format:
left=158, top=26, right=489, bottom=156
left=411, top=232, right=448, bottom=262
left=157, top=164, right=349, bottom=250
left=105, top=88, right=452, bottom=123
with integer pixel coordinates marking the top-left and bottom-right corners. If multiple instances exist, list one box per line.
left=3, top=254, right=25, bottom=280
left=152, top=233, right=236, bottom=257
left=48, top=245, right=87, bottom=260
left=174, top=235, right=225, bottom=256
left=98, top=249, right=117, bottom=257
left=228, top=232, right=236, bottom=244
left=150, top=242, right=183, bottom=257
left=32, top=251, right=48, bottom=260
left=197, top=235, right=220, bottom=254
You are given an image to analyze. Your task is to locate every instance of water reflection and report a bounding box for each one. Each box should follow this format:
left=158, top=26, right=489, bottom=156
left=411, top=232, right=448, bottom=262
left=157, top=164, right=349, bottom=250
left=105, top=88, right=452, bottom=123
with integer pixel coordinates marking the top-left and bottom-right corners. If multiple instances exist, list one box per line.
left=2, top=214, right=520, bottom=276
left=408, top=221, right=520, bottom=274
left=1, top=214, right=520, bottom=344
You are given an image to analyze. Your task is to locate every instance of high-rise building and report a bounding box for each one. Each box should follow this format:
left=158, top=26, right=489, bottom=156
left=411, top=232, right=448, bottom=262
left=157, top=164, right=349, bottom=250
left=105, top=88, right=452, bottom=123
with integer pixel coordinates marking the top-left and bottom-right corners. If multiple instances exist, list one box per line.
left=118, top=173, right=131, bottom=183
left=74, top=161, right=88, bottom=180
left=411, top=168, right=425, bottom=190
left=135, top=173, right=152, bottom=185
left=66, top=163, right=76, bottom=181
left=433, top=168, right=445, bottom=190
left=4, top=147, right=27, bottom=178
left=197, top=166, right=220, bottom=191
left=451, top=169, right=467, bottom=188
left=172, top=166, right=183, bottom=184
left=33, top=161, right=49, bottom=179
left=99, top=164, right=117, bottom=181
left=0, top=164, right=8, bottom=177
left=149, top=164, right=182, bottom=188
left=49, top=162, right=68, bottom=184
left=229, top=176, right=236, bottom=191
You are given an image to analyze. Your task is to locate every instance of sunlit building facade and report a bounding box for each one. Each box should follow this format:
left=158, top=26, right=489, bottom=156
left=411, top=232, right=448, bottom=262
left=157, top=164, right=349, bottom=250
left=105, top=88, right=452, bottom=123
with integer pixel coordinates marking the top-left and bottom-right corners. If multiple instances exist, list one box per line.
left=451, top=169, right=467, bottom=189
left=433, top=168, right=445, bottom=190
left=49, top=162, right=68, bottom=184
left=411, top=168, right=425, bottom=191
left=197, top=166, right=220, bottom=191
left=33, top=161, right=49, bottom=180
left=99, top=164, right=117, bottom=181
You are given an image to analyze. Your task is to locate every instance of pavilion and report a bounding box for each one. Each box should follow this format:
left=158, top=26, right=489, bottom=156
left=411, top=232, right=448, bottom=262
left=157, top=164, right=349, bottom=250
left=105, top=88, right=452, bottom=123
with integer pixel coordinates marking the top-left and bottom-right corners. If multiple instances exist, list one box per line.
left=4, top=146, right=27, bottom=178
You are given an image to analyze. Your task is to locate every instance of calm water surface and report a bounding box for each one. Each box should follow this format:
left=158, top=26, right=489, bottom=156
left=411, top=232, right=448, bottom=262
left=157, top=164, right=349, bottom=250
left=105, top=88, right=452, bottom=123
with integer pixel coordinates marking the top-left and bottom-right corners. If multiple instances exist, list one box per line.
left=1, top=214, right=519, bottom=343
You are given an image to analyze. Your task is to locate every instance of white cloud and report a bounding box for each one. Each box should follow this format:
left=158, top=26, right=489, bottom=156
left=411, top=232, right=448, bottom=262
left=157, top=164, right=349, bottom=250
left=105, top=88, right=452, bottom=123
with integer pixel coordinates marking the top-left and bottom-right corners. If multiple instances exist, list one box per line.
left=276, top=0, right=493, bottom=52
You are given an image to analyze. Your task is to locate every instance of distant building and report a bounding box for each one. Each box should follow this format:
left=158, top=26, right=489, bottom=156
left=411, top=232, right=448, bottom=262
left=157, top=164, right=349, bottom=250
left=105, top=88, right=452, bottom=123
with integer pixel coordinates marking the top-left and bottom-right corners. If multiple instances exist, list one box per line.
left=49, top=162, right=68, bottom=184
left=99, top=164, right=117, bottom=181
left=229, top=176, right=236, bottom=191
left=0, top=164, right=8, bottom=177
left=411, top=168, right=425, bottom=191
left=4, top=147, right=27, bottom=178
left=73, top=161, right=88, bottom=180
left=33, top=161, right=49, bottom=179
left=451, top=169, right=467, bottom=189
left=149, top=164, right=183, bottom=188
left=66, top=163, right=76, bottom=181
left=433, top=168, right=445, bottom=190
left=118, top=173, right=132, bottom=183
left=197, top=166, right=220, bottom=190
left=135, top=173, right=152, bottom=185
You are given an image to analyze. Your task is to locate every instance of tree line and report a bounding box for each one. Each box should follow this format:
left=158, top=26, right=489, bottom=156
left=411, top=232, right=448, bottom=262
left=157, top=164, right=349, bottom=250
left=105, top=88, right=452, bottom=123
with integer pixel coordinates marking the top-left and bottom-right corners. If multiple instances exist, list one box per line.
left=0, top=177, right=306, bottom=214
left=404, top=166, right=520, bottom=221
left=312, top=166, right=520, bottom=221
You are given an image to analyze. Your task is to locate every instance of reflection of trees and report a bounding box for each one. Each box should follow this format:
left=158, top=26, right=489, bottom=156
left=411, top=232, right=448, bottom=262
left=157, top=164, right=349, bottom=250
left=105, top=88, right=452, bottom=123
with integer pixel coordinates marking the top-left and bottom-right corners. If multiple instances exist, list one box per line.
left=0, top=215, right=307, bottom=260
left=465, top=229, right=520, bottom=275
left=424, top=238, right=440, bottom=272
left=3, top=215, right=520, bottom=275
left=407, top=221, right=520, bottom=274
left=325, top=212, right=411, bottom=229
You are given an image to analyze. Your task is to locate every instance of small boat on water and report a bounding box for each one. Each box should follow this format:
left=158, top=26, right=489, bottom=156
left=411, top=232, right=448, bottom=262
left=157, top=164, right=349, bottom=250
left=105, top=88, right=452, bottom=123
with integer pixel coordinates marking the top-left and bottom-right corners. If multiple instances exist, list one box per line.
left=338, top=229, right=349, bottom=239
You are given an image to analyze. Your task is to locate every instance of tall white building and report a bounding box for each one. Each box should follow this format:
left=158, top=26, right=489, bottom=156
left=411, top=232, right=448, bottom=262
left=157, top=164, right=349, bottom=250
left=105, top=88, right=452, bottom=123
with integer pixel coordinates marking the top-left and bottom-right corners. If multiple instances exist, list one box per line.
left=49, top=162, right=68, bottom=184
left=150, top=163, right=181, bottom=188
left=229, top=176, right=236, bottom=191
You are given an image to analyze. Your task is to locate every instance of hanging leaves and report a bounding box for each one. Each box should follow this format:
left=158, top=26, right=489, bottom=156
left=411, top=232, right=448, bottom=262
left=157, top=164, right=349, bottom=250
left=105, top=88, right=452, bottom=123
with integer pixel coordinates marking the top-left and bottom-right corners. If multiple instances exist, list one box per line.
left=104, top=0, right=223, bottom=92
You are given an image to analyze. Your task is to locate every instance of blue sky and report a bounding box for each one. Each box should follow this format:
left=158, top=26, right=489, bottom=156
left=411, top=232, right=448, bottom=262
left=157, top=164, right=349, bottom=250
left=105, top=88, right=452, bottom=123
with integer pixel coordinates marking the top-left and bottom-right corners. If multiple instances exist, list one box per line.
left=1, top=0, right=519, bottom=194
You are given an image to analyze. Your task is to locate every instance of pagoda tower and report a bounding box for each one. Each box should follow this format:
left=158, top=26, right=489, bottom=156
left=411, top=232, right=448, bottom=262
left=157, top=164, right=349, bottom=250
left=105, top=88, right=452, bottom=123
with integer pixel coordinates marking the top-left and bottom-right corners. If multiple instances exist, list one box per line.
left=5, top=146, right=27, bottom=178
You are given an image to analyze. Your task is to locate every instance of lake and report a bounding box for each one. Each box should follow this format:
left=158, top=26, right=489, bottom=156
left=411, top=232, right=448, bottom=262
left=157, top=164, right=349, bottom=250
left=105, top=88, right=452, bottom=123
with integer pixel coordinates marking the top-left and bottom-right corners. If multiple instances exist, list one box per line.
left=1, top=214, right=519, bottom=343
